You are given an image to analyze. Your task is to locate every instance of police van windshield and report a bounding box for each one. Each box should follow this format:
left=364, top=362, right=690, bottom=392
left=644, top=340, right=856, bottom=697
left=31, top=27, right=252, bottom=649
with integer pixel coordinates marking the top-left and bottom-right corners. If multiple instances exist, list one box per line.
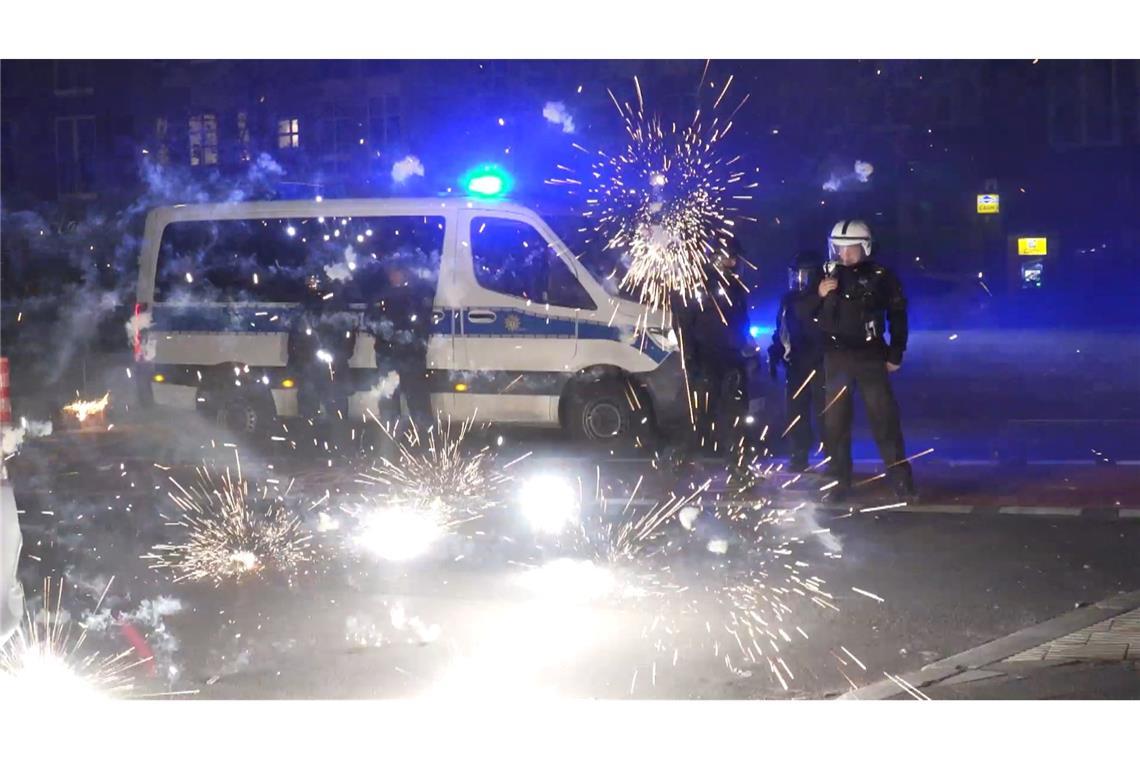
left=154, top=214, right=445, bottom=305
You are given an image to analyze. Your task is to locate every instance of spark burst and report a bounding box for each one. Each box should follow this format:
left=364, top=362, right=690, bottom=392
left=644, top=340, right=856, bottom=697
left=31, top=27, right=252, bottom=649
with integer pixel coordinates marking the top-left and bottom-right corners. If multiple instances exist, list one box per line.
left=550, top=68, right=757, bottom=318
left=62, top=392, right=110, bottom=422
left=0, top=579, right=176, bottom=701
left=143, top=454, right=312, bottom=585
left=349, top=413, right=514, bottom=561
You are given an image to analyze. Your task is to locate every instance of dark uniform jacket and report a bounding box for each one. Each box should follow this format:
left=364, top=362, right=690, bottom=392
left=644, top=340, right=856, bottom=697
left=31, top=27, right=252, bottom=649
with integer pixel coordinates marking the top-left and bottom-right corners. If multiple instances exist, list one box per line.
left=366, top=280, right=434, bottom=362
left=680, top=276, right=751, bottom=365
left=797, top=259, right=909, bottom=365
left=287, top=290, right=358, bottom=374
left=771, top=288, right=825, bottom=370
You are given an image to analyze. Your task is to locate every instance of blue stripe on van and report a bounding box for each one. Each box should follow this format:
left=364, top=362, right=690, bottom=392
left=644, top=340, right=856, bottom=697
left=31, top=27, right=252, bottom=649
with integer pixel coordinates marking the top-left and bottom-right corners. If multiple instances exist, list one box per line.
left=148, top=304, right=671, bottom=363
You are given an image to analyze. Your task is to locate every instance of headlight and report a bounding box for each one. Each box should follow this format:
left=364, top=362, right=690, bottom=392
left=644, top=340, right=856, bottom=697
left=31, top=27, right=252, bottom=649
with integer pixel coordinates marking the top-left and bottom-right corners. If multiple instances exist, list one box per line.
left=647, top=326, right=679, bottom=353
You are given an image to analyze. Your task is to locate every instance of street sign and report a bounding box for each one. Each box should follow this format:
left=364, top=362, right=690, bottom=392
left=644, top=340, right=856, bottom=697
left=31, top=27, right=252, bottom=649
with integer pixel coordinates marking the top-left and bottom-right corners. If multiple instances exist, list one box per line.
left=977, top=194, right=1000, bottom=214
left=1017, top=237, right=1048, bottom=256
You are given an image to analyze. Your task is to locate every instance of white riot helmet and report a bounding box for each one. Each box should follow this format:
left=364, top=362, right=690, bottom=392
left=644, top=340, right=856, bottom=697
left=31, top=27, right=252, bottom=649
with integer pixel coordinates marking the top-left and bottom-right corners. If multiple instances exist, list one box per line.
left=828, top=219, right=873, bottom=260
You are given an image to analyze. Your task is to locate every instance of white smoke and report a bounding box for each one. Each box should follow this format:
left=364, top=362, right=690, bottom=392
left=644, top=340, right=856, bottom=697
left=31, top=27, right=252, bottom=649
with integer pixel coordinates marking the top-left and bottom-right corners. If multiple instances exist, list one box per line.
left=542, top=101, right=576, bottom=134
left=324, top=246, right=358, bottom=282
left=360, top=371, right=401, bottom=411
left=822, top=160, right=875, bottom=192
left=2, top=418, right=53, bottom=459
left=391, top=155, right=425, bottom=184
left=124, top=309, right=152, bottom=348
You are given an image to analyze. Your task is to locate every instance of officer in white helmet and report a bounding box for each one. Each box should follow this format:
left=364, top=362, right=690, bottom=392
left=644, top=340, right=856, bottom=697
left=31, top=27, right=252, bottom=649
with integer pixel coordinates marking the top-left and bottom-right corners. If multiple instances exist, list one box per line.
left=804, top=219, right=917, bottom=502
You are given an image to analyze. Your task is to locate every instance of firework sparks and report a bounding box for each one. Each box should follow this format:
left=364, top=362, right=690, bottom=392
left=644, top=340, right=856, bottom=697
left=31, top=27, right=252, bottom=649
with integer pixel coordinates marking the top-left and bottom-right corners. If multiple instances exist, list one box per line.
left=62, top=392, right=110, bottom=422
left=143, top=454, right=312, bottom=585
left=348, top=413, right=512, bottom=561
left=0, top=579, right=192, bottom=701
left=551, top=70, right=756, bottom=318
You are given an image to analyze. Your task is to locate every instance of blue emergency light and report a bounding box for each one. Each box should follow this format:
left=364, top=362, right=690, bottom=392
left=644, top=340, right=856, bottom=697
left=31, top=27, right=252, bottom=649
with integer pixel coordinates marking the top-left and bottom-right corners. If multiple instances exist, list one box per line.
left=462, top=164, right=513, bottom=198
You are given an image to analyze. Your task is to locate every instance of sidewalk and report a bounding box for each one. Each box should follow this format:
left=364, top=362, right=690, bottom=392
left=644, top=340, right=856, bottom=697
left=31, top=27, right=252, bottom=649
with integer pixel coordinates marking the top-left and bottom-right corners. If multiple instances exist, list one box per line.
left=843, top=590, right=1140, bottom=700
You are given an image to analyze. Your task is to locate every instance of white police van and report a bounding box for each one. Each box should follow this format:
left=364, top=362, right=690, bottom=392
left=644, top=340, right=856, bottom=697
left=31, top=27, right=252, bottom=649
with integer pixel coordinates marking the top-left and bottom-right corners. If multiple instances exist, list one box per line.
left=133, top=197, right=687, bottom=441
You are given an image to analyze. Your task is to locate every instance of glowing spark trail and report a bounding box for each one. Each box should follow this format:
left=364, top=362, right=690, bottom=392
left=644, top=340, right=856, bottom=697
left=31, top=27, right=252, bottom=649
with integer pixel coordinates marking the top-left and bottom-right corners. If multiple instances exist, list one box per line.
left=143, top=454, right=312, bottom=585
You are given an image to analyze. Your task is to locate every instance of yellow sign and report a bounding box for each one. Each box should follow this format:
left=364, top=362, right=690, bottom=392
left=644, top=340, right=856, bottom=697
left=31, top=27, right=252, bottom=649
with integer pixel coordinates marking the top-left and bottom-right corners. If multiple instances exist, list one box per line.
left=977, top=194, right=1000, bottom=214
left=1018, top=237, right=1048, bottom=256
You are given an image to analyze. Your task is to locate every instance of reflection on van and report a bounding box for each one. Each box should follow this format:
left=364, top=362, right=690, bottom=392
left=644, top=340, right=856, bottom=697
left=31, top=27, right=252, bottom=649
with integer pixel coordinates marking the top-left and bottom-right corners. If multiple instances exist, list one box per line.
left=134, top=198, right=687, bottom=441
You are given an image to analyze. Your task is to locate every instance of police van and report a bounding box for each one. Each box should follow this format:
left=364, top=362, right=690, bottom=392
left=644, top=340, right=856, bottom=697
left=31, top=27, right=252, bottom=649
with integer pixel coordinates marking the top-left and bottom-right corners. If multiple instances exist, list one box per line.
left=133, top=197, right=687, bottom=441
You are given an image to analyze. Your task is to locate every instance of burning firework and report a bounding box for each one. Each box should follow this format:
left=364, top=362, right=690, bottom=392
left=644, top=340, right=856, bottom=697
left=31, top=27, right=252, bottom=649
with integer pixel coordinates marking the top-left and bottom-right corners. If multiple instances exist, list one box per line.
left=348, top=413, right=514, bottom=561
left=550, top=66, right=757, bottom=318
left=143, top=454, right=312, bottom=585
left=62, top=392, right=110, bottom=423
left=0, top=579, right=179, bottom=701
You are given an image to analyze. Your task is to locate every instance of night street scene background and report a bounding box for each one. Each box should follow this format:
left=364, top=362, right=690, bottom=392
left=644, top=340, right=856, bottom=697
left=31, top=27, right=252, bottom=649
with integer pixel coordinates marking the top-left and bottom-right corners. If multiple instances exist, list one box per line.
left=1, top=54, right=1139, bottom=717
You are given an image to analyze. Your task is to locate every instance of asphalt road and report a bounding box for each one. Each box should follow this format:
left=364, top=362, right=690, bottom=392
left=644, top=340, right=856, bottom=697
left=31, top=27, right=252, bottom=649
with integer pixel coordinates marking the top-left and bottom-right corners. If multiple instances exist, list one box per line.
left=6, top=410, right=1140, bottom=699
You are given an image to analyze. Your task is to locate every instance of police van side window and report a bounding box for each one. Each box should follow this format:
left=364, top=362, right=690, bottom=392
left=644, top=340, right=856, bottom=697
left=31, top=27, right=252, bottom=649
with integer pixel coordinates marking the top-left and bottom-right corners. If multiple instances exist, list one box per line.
left=470, top=217, right=595, bottom=310
left=154, top=216, right=444, bottom=304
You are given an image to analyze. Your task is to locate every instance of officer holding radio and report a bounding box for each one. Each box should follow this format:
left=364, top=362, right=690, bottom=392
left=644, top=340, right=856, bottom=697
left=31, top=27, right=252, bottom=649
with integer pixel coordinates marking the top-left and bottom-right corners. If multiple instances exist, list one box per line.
left=803, top=220, right=918, bottom=503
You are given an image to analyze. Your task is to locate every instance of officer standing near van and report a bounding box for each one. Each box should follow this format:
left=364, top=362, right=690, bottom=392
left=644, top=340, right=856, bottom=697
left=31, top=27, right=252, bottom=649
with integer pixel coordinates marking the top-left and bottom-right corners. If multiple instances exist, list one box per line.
left=769, top=250, right=827, bottom=472
left=679, top=238, right=752, bottom=455
left=369, top=255, right=435, bottom=428
left=800, top=220, right=918, bottom=502
left=288, top=275, right=356, bottom=425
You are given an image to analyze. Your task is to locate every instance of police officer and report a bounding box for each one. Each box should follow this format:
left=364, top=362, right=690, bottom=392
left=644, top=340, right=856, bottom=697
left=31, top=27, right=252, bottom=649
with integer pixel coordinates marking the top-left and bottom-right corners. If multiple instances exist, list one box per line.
left=287, top=274, right=357, bottom=425
left=803, top=220, right=917, bottom=502
left=677, top=238, right=752, bottom=456
left=769, top=250, right=827, bottom=472
left=368, top=255, right=435, bottom=428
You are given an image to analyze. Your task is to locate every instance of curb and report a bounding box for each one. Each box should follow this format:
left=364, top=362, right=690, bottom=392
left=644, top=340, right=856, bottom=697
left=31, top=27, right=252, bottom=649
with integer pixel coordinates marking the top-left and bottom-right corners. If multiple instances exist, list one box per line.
left=601, top=498, right=1140, bottom=520
left=840, top=589, right=1140, bottom=700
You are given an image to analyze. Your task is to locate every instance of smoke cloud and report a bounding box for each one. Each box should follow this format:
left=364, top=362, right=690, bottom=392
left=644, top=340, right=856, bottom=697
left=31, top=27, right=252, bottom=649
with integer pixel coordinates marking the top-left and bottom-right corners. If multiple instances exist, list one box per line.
left=542, top=101, right=576, bottom=134
left=391, top=155, right=425, bottom=184
left=822, top=160, right=875, bottom=192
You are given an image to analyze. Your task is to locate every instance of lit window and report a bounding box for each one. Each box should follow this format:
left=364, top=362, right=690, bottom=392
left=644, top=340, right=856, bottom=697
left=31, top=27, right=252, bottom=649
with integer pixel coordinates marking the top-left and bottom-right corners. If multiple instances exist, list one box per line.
left=188, top=114, right=218, bottom=166
left=237, top=111, right=251, bottom=162
left=278, top=118, right=300, bottom=149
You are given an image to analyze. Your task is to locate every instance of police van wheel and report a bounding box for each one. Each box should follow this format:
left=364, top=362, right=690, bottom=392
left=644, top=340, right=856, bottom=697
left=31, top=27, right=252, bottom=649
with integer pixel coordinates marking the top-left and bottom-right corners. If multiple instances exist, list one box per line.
left=215, top=393, right=274, bottom=437
left=566, top=380, right=634, bottom=442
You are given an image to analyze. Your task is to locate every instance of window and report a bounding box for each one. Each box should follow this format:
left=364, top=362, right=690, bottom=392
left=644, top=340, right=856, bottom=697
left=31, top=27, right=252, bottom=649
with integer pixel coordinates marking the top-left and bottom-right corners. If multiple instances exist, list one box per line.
left=189, top=114, right=219, bottom=166
left=154, top=117, right=171, bottom=165
left=155, top=215, right=445, bottom=304
left=278, top=118, right=300, bottom=149
left=318, top=116, right=356, bottom=173
left=53, top=61, right=93, bottom=96
left=470, top=217, right=595, bottom=309
left=368, top=95, right=401, bottom=147
left=1, top=121, right=14, bottom=188
left=236, top=112, right=251, bottom=162
left=1050, top=61, right=1121, bottom=147
left=55, top=115, right=96, bottom=197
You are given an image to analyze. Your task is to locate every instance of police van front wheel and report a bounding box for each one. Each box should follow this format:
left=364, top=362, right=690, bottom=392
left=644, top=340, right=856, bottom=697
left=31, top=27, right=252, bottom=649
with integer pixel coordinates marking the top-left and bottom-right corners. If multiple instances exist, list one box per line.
left=213, top=392, right=274, bottom=438
left=565, top=380, right=647, bottom=443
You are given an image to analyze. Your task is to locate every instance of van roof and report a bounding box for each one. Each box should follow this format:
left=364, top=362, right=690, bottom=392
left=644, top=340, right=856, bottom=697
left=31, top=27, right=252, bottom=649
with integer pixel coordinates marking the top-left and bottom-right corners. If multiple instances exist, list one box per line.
left=146, top=197, right=540, bottom=224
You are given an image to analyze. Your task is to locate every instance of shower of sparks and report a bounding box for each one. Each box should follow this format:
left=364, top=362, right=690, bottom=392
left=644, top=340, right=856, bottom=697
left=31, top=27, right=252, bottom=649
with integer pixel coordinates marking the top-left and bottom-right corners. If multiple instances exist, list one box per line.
left=62, top=392, right=110, bottom=422
left=349, top=413, right=514, bottom=560
left=143, top=453, right=312, bottom=585
left=0, top=578, right=193, bottom=701
left=549, top=69, right=756, bottom=319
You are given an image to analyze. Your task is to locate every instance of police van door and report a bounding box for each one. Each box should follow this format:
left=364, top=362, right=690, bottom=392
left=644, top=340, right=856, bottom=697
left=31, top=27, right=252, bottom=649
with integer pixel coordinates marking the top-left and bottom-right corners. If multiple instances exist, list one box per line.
left=452, top=211, right=596, bottom=424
